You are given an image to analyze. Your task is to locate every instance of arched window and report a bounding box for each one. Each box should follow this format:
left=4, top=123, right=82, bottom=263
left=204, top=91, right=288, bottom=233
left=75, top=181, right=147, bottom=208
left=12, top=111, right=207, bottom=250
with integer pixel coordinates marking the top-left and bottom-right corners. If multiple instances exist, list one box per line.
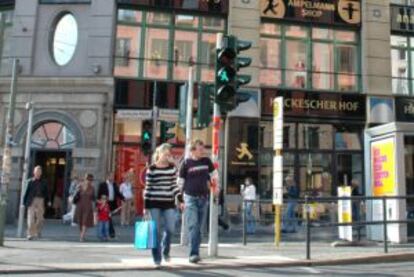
left=31, top=122, right=77, bottom=149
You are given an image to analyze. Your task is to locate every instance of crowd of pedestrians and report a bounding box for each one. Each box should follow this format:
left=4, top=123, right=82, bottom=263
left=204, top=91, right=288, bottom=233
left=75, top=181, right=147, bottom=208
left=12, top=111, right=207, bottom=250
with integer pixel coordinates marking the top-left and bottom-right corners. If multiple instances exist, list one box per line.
left=23, top=139, right=250, bottom=268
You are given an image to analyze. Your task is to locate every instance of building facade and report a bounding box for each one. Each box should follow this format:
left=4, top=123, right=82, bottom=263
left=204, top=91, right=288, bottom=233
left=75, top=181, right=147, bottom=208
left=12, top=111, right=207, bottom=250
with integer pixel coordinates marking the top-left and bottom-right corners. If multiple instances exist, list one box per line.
left=0, top=0, right=411, bottom=233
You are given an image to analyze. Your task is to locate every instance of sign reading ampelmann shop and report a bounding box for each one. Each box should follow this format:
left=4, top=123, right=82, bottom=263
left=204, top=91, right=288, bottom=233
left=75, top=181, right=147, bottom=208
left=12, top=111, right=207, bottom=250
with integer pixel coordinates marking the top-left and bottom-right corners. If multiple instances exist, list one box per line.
left=260, top=0, right=361, bottom=27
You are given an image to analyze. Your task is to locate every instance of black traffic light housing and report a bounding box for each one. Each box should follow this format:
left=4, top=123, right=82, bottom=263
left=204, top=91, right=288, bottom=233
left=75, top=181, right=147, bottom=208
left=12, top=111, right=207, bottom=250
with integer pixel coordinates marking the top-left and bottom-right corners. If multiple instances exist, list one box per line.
left=195, top=84, right=214, bottom=129
left=141, top=120, right=152, bottom=155
left=215, top=35, right=252, bottom=115
left=160, top=121, right=176, bottom=143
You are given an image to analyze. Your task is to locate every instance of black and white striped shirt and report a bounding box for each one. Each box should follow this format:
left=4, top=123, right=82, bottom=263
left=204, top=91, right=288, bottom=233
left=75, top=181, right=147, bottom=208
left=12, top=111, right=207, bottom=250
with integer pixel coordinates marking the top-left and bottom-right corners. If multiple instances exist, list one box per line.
left=144, top=164, right=180, bottom=210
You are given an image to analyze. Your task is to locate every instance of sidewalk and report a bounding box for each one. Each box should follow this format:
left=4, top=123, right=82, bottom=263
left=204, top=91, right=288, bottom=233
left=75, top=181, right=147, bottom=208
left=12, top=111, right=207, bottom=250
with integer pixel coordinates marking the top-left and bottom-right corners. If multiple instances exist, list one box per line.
left=1, top=221, right=414, bottom=273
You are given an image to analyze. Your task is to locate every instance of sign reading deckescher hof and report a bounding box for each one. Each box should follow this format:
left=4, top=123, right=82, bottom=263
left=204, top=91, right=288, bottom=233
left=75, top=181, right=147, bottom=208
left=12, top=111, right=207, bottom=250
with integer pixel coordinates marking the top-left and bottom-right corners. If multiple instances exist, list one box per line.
left=262, top=90, right=366, bottom=120
left=260, top=0, right=361, bottom=27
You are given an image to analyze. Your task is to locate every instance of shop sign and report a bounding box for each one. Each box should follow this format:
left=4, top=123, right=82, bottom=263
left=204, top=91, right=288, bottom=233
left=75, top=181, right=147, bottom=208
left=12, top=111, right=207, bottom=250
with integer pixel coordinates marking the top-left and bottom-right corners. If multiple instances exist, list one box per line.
left=0, top=0, right=14, bottom=5
left=395, top=97, right=414, bottom=122
left=262, top=89, right=366, bottom=120
left=117, top=0, right=228, bottom=14
left=391, top=5, right=414, bottom=33
left=231, top=142, right=256, bottom=166
left=39, top=0, right=90, bottom=3
left=116, top=109, right=152, bottom=119
left=260, top=0, right=361, bottom=27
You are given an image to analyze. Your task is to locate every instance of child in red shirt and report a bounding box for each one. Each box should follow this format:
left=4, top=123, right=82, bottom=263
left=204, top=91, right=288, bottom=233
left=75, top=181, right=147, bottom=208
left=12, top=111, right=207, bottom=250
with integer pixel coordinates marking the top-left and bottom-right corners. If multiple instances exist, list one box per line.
left=96, top=195, right=111, bottom=241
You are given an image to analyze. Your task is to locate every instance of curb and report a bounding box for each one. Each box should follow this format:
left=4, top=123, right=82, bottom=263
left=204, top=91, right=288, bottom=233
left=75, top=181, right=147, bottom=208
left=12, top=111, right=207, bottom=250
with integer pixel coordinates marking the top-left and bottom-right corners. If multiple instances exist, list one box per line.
left=1, top=252, right=414, bottom=274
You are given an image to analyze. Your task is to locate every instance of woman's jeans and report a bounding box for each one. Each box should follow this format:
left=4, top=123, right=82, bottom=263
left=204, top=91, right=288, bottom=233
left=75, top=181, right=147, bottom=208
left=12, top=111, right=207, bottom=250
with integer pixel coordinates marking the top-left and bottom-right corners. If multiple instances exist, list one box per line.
left=149, top=208, right=176, bottom=264
left=282, top=200, right=298, bottom=232
left=184, top=194, right=208, bottom=257
left=245, top=202, right=256, bottom=234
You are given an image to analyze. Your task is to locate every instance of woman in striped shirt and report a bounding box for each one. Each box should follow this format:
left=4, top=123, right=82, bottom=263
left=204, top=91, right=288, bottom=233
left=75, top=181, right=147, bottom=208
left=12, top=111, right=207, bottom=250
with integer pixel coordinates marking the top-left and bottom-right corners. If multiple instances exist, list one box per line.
left=144, top=143, right=180, bottom=268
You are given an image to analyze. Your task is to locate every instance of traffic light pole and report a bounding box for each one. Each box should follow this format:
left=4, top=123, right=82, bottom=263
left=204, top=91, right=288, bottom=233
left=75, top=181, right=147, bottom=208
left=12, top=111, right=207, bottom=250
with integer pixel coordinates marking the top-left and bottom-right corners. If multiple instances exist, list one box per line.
left=180, top=65, right=194, bottom=246
left=17, top=102, right=34, bottom=238
left=151, top=81, right=158, bottom=156
left=208, top=102, right=220, bottom=257
left=0, top=59, right=19, bottom=246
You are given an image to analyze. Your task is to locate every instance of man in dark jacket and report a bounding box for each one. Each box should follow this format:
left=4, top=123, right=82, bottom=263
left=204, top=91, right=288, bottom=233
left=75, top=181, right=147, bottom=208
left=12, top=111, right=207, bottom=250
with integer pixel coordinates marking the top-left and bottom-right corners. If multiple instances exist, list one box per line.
left=97, top=172, right=124, bottom=238
left=23, top=166, right=49, bottom=240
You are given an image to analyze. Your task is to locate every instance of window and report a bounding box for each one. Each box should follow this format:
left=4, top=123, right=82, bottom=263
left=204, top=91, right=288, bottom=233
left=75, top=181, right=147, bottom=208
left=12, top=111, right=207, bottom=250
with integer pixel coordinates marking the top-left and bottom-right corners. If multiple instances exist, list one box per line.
left=260, top=23, right=360, bottom=92
left=31, top=122, right=77, bottom=149
left=391, top=0, right=414, bottom=5
left=52, top=13, right=78, bottom=66
left=115, top=9, right=226, bottom=82
left=391, top=35, right=414, bottom=95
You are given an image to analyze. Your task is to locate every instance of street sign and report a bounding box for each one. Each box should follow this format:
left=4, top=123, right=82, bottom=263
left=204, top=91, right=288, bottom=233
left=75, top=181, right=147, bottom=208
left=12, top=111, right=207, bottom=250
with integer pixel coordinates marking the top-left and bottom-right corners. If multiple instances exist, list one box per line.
left=158, top=108, right=179, bottom=121
left=338, top=186, right=353, bottom=242
left=273, top=97, right=284, bottom=205
left=117, top=110, right=152, bottom=120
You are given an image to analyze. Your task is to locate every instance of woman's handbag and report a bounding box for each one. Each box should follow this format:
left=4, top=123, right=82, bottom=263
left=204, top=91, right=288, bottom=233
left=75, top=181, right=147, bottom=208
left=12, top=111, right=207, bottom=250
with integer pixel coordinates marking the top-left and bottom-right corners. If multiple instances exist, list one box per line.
left=72, top=190, right=80, bottom=204
left=134, top=216, right=157, bottom=250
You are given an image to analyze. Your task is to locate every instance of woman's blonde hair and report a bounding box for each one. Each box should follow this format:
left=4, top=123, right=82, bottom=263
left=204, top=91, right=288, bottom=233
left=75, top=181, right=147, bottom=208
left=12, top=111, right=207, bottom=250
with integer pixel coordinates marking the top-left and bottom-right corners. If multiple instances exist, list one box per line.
left=152, top=143, right=172, bottom=164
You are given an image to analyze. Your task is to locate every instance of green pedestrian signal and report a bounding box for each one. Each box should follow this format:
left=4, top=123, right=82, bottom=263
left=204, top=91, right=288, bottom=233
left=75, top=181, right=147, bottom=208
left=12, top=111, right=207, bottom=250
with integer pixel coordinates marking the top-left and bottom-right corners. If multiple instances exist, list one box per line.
left=141, top=120, right=152, bottom=155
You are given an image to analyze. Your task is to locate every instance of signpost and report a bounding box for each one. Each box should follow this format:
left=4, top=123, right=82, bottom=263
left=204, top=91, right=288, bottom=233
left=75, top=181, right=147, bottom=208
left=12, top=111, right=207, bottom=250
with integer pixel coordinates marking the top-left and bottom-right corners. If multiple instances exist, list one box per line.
left=337, top=186, right=353, bottom=241
left=273, top=97, right=284, bottom=247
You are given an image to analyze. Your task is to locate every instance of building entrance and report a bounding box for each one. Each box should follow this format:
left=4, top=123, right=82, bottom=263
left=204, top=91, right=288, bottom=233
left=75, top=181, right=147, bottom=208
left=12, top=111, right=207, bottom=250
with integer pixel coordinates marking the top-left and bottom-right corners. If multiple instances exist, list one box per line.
left=31, top=150, right=72, bottom=219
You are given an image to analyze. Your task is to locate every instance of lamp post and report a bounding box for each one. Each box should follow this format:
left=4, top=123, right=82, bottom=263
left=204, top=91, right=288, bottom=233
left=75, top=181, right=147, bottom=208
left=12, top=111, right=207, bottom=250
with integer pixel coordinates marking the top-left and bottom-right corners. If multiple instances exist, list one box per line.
left=0, top=59, right=19, bottom=246
left=17, top=102, right=34, bottom=238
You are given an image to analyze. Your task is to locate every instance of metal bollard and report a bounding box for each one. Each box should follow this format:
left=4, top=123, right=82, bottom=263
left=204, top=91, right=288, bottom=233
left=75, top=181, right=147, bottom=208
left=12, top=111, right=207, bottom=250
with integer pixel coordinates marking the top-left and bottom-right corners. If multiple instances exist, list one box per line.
left=242, top=200, right=247, bottom=245
left=382, top=197, right=388, bottom=253
left=305, top=196, right=311, bottom=260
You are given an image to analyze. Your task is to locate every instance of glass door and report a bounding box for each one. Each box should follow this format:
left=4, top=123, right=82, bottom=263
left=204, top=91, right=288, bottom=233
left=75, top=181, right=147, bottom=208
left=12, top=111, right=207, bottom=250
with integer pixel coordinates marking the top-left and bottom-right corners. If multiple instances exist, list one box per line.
left=404, top=136, right=414, bottom=237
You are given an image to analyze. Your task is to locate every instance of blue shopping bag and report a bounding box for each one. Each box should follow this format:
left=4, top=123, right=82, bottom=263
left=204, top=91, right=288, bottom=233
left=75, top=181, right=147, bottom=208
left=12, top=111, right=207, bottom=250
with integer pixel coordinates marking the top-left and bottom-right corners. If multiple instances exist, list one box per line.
left=134, top=220, right=157, bottom=250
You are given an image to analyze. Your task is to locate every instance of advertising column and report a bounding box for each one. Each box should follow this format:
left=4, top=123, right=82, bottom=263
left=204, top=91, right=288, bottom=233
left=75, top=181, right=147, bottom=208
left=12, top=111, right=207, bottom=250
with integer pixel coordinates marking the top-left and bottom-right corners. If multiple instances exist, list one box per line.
left=273, top=97, right=283, bottom=246
left=370, top=137, right=399, bottom=242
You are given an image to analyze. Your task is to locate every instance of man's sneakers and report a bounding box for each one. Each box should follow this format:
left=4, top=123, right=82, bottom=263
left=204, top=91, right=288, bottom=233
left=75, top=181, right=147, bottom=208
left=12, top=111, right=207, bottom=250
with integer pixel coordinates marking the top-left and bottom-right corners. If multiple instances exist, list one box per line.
left=189, top=255, right=201, bottom=264
left=163, top=254, right=171, bottom=263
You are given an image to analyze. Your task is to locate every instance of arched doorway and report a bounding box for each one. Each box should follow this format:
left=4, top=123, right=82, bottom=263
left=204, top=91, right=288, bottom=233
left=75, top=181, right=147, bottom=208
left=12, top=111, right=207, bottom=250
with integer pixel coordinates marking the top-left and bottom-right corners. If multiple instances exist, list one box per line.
left=30, top=121, right=77, bottom=219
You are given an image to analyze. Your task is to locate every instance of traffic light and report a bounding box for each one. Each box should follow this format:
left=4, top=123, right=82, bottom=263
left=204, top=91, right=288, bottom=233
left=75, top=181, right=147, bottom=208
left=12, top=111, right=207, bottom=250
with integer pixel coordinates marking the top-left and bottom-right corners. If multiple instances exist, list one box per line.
left=160, top=121, right=176, bottom=143
left=141, top=120, right=152, bottom=155
left=215, top=35, right=252, bottom=115
left=195, top=84, right=214, bottom=129
left=215, top=35, right=237, bottom=105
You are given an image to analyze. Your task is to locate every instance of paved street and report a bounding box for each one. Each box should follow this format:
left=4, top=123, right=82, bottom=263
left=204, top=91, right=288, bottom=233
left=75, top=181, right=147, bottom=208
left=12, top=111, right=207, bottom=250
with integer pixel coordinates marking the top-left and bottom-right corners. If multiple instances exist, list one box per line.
left=1, top=220, right=414, bottom=275
left=3, top=262, right=414, bottom=277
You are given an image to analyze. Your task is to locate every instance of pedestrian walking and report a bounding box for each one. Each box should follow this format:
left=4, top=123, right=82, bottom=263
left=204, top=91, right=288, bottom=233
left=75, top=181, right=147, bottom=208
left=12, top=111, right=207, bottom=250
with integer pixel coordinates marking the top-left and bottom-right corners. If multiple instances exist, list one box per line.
left=282, top=175, right=299, bottom=233
left=241, top=177, right=256, bottom=234
left=144, top=143, right=181, bottom=268
left=177, top=140, right=217, bottom=264
left=97, top=172, right=124, bottom=238
left=73, top=173, right=95, bottom=242
left=120, top=173, right=134, bottom=226
left=96, top=194, right=111, bottom=241
left=66, top=172, right=79, bottom=226
left=23, top=166, right=50, bottom=240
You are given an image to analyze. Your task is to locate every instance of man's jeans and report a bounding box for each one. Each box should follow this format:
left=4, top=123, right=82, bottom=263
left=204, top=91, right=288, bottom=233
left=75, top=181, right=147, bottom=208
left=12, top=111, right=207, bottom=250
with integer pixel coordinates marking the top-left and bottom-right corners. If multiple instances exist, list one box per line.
left=149, top=208, right=176, bottom=264
left=184, top=194, right=208, bottom=257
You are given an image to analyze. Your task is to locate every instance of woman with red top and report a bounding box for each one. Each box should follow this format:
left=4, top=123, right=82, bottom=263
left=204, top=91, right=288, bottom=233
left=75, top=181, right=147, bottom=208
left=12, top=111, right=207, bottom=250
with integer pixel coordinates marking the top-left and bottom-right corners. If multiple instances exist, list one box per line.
left=96, top=194, right=111, bottom=241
